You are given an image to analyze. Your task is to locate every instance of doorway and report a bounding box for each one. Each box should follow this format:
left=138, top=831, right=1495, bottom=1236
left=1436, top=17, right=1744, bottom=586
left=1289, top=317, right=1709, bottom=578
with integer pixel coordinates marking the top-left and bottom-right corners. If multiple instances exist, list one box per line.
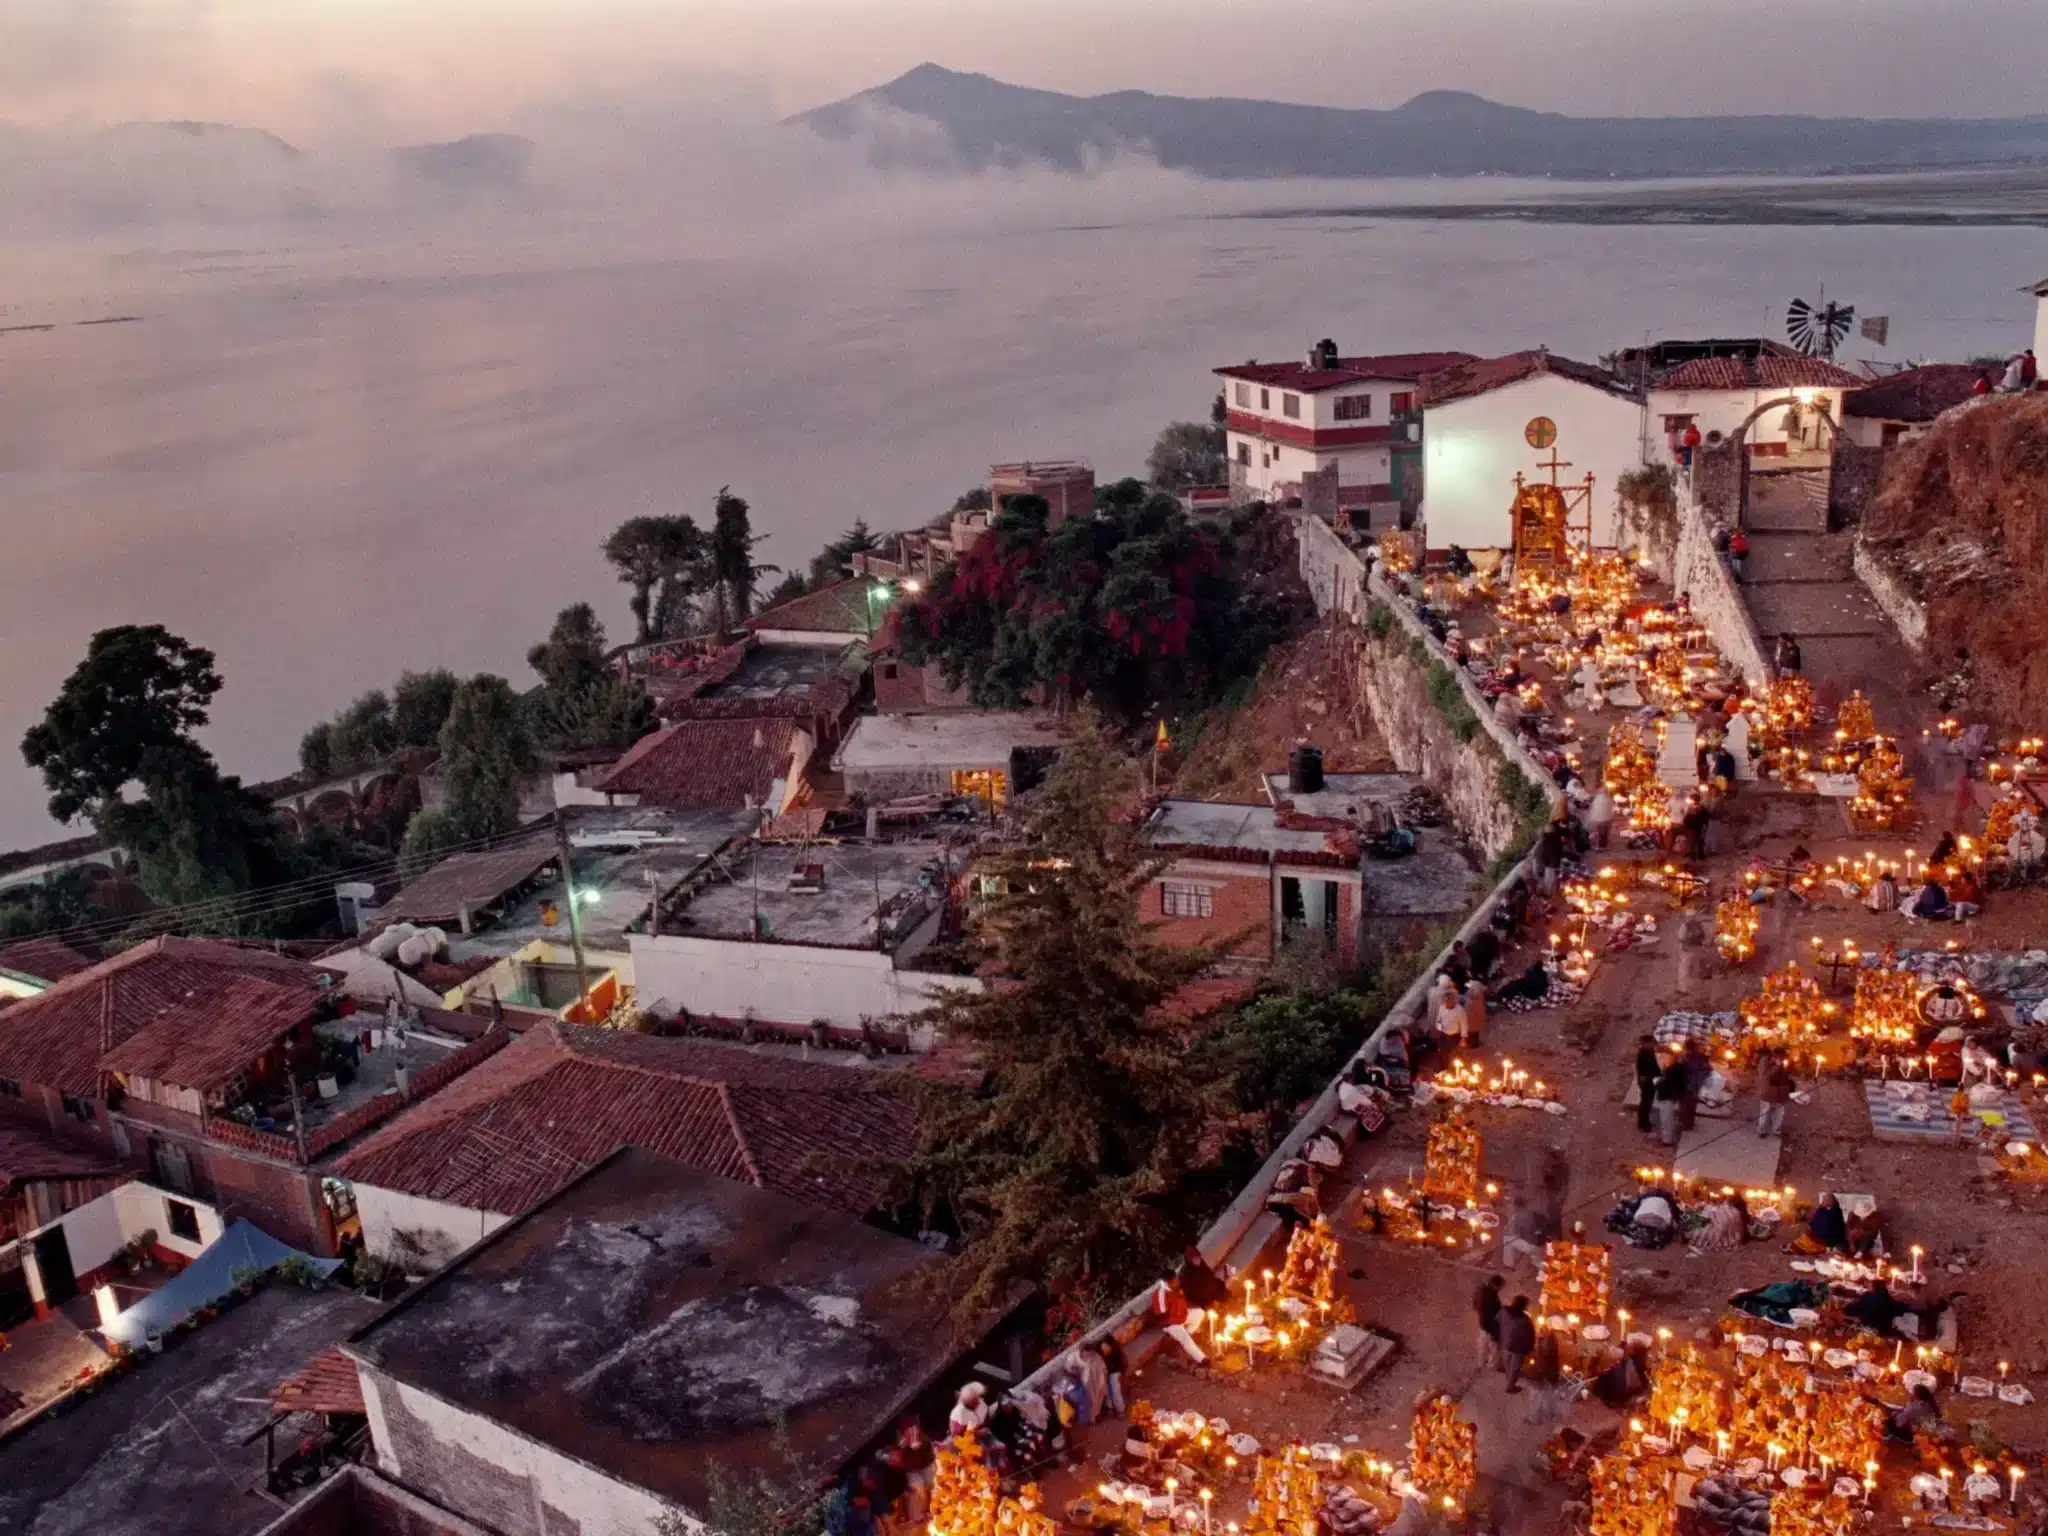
left=32, top=1225, right=77, bottom=1308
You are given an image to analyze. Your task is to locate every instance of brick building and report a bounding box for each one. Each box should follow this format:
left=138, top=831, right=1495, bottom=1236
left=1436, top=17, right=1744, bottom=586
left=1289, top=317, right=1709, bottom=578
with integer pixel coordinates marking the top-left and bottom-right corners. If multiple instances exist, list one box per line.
left=990, top=459, right=1094, bottom=527
left=1143, top=800, right=1367, bottom=970
left=0, top=938, right=508, bottom=1281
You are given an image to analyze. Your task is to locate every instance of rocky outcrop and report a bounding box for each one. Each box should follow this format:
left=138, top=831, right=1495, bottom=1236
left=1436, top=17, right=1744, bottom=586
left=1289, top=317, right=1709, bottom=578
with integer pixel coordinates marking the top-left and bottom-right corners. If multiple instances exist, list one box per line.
left=1862, top=392, right=2048, bottom=728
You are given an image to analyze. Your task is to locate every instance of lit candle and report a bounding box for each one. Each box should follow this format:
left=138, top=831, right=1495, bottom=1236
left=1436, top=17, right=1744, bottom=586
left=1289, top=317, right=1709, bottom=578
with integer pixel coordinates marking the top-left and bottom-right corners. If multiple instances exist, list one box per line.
left=1910, top=1244, right=1925, bottom=1283
left=1200, top=1489, right=1213, bottom=1536
left=2001, top=1360, right=2011, bottom=1381
left=1166, top=1478, right=1178, bottom=1520
left=2011, top=1466, right=2025, bottom=1508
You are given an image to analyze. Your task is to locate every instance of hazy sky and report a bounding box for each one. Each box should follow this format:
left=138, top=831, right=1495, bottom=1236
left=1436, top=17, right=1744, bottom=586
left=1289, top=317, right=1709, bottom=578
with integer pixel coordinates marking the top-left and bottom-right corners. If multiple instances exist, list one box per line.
left=9, top=0, right=2048, bottom=139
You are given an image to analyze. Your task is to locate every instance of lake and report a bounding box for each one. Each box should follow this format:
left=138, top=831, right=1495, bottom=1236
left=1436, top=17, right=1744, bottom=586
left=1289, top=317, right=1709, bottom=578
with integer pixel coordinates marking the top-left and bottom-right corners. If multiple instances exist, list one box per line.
left=0, top=175, right=2038, bottom=847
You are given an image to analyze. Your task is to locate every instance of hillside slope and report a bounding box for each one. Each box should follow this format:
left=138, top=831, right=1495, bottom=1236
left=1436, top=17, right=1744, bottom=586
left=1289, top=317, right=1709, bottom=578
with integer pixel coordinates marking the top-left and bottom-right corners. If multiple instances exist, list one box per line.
left=1862, top=392, right=2048, bottom=728
left=794, top=65, right=2048, bottom=180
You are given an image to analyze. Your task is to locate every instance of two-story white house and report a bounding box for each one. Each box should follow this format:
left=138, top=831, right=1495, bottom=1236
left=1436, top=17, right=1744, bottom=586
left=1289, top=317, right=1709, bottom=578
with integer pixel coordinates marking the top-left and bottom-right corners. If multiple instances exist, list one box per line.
left=1216, top=344, right=1475, bottom=517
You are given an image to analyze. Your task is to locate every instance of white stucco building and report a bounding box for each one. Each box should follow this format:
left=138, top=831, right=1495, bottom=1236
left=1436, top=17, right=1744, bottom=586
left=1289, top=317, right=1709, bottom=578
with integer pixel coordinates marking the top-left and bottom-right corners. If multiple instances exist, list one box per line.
left=1418, top=350, right=1645, bottom=553
left=1628, top=340, right=1863, bottom=469
left=1216, top=345, right=1477, bottom=513
left=2032, top=277, right=2048, bottom=363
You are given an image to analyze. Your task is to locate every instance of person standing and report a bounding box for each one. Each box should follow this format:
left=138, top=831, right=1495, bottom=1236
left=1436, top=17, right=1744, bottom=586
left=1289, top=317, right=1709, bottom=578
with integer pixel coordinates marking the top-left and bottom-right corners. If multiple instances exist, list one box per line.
left=1635, top=1035, right=1663, bottom=1134
left=1474, top=1274, right=1504, bottom=1370
left=1497, top=1296, right=1537, bottom=1393
left=1654, top=1053, right=1688, bottom=1147
left=1587, top=785, right=1615, bottom=851
left=1758, top=1054, right=1795, bottom=1139
left=1500, top=1197, right=1547, bottom=1271
left=1727, top=527, right=1750, bottom=583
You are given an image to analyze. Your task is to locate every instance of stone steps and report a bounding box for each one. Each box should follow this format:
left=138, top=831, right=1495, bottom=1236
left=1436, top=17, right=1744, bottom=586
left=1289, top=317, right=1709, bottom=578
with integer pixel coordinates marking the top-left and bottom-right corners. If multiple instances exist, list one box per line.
left=1744, top=532, right=1854, bottom=584
left=1741, top=578, right=1889, bottom=640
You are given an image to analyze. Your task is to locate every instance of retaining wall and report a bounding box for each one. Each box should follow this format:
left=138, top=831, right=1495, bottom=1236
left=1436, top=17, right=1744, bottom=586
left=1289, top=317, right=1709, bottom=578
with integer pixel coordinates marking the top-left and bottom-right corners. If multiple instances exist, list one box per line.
left=1010, top=515, right=1560, bottom=1399
left=1853, top=540, right=1929, bottom=655
left=1672, top=497, right=1774, bottom=687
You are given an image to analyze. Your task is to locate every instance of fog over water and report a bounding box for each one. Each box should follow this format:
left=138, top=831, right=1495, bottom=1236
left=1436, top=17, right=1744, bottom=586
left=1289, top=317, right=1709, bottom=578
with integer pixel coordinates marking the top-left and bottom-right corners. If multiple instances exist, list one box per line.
left=0, top=121, right=2041, bottom=847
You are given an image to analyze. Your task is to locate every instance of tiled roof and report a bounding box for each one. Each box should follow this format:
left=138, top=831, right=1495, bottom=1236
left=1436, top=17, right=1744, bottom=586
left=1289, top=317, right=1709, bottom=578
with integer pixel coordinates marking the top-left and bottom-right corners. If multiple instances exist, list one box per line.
left=1217, top=351, right=1478, bottom=394
left=0, top=938, right=328, bottom=1095
left=0, top=936, right=99, bottom=984
left=331, top=1022, right=917, bottom=1218
left=376, top=842, right=558, bottom=927
left=0, top=1120, right=134, bottom=1187
left=273, top=1348, right=366, bottom=1417
left=101, top=972, right=318, bottom=1095
left=1843, top=363, right=1993, bottom=423
left=1656, top=345, right=1863, bottom=392
left=749, top=577, right=889, bottom=637
left=596, top=717, right=800, bottom=810
left=1420, top=349, right=1635, bottom=408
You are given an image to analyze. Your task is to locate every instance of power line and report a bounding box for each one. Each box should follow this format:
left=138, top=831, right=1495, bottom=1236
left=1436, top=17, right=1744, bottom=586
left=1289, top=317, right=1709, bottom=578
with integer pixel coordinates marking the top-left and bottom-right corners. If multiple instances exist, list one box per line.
left=2, top=821, right=552, bottom=948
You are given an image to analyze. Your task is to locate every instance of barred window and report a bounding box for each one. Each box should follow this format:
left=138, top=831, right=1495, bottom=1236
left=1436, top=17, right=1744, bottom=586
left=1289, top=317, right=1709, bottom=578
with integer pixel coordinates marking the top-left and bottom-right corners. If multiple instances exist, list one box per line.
left=0, top=1078, right=20, bottom=1099
left=1334, top=394, right=1372, bottom=421
left=1160, top=882, right=1213, bottom=919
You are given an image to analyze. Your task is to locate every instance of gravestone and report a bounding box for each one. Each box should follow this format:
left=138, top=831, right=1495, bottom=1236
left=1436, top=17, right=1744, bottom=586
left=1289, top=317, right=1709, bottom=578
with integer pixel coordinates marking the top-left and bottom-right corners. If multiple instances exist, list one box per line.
left=1658, top=715, right=1699, bottom=788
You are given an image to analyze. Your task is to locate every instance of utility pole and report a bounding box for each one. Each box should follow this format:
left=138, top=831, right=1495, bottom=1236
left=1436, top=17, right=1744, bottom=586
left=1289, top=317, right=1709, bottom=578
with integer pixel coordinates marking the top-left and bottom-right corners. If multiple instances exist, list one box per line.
left=554, top=809, right=591, bottom=1010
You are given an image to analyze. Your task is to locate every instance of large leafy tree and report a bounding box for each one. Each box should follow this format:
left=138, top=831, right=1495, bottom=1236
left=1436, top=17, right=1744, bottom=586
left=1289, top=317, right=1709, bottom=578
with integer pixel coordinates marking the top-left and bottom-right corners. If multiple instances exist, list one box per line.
left=885, top=717, right=1228, bottom=1325
left=526, top=603, right=610, bottom=697
left=898, top=481, right=1283, bottom=724
left=22, top=625, right=318, bottom=919
left=391, top=668, right=461, bottom=749
left=525, top=604, right=655, bottom=752
left=602, top=514, right=705, bottom=643
left=22, top=625, right=223, bottom=823
left=437, top=675, right=538, bottom=838
left=1146, top=420, right=1227, bottom=491
left=709, top=487, right=776, bottom=634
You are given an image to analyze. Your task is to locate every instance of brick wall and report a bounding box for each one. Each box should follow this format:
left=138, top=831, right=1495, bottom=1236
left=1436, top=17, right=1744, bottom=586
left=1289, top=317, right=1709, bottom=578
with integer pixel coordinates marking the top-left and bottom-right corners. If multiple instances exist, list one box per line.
left=1148, top=863, right=1273, bottom=962
left=195, top=1143, right=329, bottom=1253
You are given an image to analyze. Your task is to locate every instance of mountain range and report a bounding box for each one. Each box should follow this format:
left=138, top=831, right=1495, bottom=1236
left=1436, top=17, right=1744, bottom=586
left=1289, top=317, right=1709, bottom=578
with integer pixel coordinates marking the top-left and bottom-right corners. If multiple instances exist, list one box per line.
left=794, top=65, right=2048, bottom=179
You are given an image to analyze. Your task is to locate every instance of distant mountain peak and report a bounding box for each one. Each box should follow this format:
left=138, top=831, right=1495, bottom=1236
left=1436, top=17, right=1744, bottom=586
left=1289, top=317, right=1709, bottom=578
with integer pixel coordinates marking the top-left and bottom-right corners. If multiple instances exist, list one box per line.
left=1394, top=90, right=1519, bottom=118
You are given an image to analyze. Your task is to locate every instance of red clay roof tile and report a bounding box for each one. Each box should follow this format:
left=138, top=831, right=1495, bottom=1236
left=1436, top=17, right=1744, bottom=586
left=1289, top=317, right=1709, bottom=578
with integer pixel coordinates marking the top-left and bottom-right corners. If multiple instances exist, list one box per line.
left=597, top=718, right=801, bottom=810
left=1419, top=350, right=1634, bottom=408
left=0, top=938, right=327, bottom=1096
left=330, top=1022, right=916, bottom=1218
left=1217, top=351, right=1479, bottom=393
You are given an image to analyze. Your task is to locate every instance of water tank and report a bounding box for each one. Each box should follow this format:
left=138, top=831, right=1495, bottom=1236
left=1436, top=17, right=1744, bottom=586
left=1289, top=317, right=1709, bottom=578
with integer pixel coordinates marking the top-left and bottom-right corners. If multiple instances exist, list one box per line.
left=1289, top=744, right=1325, bottom=794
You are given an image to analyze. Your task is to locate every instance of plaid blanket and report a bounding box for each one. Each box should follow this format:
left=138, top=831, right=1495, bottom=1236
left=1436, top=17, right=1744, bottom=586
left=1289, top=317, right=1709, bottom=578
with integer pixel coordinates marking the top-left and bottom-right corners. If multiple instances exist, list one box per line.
left=1654, top=1011, right=1740, bottom=1048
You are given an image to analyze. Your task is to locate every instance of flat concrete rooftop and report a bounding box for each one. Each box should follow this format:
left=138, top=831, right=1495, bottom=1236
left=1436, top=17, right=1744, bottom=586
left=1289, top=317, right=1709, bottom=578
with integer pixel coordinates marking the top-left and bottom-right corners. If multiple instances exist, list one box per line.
left=343, top=1147, right=962, bottom=1519
left=838, top=711, right=1063, bottom=771
left=1147, top=799, right=1336, bottom=856
left=449, top=807, right=756, bottom=961
left=668, top=839, right=950, bottom=949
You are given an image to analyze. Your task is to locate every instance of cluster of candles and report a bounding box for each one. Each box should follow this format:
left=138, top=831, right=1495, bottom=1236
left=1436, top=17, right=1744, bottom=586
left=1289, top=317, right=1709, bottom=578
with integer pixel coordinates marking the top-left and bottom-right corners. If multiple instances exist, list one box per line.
left=1849, top=737, right=1915, bottom=831
left=1631, top=1168, right=1794, bottom=1212
left=1604, top=720, right=1675, bottom=835
left=1369, top=1179, right=1500, bottom=1249
left=1426, top=1055, right=1552, bottom=1101
left=1715, top=896, right=1759, bottom=963
left=1737, top=961, right=1837, bottom=1053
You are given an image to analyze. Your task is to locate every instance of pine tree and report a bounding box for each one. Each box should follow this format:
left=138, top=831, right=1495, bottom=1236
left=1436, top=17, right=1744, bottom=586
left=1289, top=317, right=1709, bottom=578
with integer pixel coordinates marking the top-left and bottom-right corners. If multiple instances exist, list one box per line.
left=889, top=715, right=1229, bottom=1326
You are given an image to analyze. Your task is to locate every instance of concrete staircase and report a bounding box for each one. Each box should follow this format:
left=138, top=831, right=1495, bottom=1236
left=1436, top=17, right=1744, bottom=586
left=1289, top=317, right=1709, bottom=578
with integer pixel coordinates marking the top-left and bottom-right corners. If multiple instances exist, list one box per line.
left=1737, top=469, right=1923, bottom=720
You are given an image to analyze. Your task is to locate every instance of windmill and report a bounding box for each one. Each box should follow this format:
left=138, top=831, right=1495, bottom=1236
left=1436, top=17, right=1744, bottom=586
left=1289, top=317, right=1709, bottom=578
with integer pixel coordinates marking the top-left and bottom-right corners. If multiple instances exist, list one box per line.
left=1786, top=292, right=1855, bottom=360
